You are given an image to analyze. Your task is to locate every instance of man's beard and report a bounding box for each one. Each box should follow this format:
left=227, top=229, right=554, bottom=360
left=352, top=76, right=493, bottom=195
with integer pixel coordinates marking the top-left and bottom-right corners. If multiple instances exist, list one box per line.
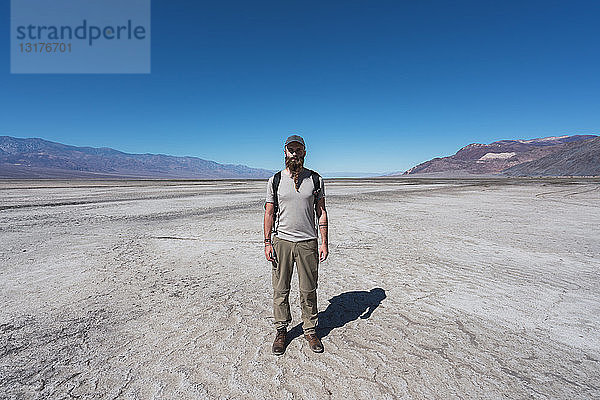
left=285, top=155, right=304, bottom=191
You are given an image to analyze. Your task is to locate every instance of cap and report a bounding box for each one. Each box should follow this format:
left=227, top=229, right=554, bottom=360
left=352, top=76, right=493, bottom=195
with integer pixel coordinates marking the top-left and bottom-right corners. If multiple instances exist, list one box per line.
left=285, top=135, right=305, bottom=148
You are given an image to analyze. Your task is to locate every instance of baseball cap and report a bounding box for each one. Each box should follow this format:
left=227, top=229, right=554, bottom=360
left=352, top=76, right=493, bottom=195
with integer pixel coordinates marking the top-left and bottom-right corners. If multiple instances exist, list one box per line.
left=285, top=135, right=305, bottom=147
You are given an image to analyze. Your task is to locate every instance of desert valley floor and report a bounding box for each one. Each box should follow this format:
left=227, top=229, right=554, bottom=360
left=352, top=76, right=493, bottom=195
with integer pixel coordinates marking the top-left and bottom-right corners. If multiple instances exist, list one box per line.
left=1, top=178, right=599, bottom=399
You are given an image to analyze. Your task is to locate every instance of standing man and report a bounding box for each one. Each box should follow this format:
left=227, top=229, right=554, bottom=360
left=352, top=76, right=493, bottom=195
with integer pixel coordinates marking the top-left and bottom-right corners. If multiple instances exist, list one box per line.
left=264, top=135, right=328, bottom=355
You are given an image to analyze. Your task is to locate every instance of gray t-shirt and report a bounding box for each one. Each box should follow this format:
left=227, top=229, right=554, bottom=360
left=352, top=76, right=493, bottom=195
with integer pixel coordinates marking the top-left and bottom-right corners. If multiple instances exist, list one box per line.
left=266, top=168, right=325, bottom=242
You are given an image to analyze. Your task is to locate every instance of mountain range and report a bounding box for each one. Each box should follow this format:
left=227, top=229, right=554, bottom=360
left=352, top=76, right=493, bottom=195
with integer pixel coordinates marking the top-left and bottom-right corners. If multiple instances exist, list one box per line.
left=503, top=135, right=600, bottom=176
left=0, top=136, right=273, bottom=179
left=402, top=135, right=599, bottom=177
left=2, top=134, right=599, bottom=179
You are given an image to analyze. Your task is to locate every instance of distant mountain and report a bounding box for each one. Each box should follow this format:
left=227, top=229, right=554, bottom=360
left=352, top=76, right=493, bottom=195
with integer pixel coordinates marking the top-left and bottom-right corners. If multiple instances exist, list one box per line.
left=0, top=136, right=274, bottom=179
left=503, top=136, right=600, bottom=176
left=401, top=135, right=598, bottom=176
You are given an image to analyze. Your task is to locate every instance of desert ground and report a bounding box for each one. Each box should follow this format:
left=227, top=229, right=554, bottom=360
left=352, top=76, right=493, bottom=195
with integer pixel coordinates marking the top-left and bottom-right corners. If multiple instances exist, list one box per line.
left=1, top=177, right=599, bottom=399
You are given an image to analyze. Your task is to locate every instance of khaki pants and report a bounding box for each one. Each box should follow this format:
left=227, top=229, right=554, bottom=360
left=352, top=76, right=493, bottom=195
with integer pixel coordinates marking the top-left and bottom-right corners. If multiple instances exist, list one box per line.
left=272, top=236, right=319, bottom=334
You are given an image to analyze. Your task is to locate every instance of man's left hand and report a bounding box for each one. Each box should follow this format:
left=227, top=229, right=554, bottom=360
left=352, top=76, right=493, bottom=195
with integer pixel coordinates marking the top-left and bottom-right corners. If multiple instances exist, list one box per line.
left=319, top=243, right=329, bottom=262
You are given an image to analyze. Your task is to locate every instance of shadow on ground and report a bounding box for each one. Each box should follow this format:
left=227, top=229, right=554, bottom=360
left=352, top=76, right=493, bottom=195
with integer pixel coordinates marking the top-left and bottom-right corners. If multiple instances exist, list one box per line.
left=287, top=287, right=387, bottom=344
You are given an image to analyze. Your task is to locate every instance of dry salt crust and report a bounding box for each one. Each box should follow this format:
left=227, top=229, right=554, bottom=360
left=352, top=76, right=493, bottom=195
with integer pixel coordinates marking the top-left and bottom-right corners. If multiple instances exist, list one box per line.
left=0, top=177, right=599, bottom=399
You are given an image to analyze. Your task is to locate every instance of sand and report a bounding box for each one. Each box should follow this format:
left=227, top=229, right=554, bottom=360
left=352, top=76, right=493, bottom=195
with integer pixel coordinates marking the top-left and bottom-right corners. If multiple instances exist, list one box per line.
left=1, top=177, right=599, bottom=399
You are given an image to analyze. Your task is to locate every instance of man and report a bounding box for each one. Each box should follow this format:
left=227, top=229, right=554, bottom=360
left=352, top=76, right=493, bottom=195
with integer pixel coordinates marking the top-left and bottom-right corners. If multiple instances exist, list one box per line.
left=264, top=134, right=328, bottom=355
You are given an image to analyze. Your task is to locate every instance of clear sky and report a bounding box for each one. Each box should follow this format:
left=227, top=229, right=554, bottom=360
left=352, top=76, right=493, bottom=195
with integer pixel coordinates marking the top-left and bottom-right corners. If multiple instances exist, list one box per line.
left=2, top=0, right=599, bottom=173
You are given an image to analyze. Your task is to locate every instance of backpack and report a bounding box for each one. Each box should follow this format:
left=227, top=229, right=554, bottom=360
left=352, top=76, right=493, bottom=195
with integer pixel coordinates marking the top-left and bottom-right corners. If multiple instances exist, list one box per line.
left=267, top=169, right=322, bottom=229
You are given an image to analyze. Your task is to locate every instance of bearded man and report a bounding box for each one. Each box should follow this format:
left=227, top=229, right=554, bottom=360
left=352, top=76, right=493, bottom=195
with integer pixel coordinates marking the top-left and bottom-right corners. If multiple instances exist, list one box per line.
left=264, top=135, right=328, bottom=355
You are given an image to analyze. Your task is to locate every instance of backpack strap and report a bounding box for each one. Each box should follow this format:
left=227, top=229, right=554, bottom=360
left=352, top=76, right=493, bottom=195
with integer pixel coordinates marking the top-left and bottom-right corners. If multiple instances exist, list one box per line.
left=267, top=171, right=282, bottom=233
left=272, top=171, right=282, bottom=213
left=266, top=170, right=319, bottom=228
left=308, top=169, right=321, bottom=205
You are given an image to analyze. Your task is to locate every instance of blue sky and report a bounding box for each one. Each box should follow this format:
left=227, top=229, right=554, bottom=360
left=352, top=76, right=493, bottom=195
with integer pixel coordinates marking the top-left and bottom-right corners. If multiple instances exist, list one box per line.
left=2, top=0, right=599, bottom=173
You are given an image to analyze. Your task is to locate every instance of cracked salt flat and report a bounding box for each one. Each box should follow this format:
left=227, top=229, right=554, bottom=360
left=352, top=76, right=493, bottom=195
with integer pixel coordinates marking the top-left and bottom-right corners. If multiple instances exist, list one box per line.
left=0, top=178, right=599, bottom=399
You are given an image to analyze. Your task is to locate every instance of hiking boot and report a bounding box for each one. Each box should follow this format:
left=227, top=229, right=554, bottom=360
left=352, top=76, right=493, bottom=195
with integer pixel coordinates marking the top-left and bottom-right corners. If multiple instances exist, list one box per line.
left=304, top=333, right=324, bottom=353
left=272, top=328, right=287, bottom=356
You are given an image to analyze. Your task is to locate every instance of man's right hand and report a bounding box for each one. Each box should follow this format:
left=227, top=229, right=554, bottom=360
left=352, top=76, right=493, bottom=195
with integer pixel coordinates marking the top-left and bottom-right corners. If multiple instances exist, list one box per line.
left=265, top=243, right=275, bottom=262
